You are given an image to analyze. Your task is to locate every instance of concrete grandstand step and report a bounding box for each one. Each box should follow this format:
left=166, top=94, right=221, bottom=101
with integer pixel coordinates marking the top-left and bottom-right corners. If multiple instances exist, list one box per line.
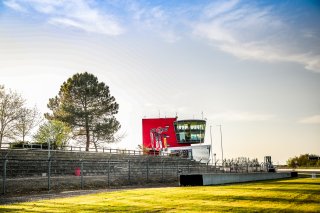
left=0, top=149, right=205, bottom=179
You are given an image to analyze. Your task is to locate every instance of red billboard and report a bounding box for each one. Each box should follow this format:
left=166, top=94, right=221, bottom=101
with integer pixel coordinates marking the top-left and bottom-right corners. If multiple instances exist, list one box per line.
left=142, top=118, right=189, bottom=152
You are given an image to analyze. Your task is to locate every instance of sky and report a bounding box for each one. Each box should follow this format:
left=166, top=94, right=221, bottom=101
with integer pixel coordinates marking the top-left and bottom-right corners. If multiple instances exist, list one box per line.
left=0, top=0, right=319, bottom=164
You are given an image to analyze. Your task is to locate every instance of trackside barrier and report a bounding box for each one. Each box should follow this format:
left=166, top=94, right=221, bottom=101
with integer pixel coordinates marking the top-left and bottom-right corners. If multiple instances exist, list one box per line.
left=180, top=172, right=293, bottom=186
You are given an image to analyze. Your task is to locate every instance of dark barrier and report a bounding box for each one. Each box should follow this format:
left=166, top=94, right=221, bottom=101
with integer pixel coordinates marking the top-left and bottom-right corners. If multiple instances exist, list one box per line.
left=291, top=172, right=298, bottom=177
left=180, top=172, right=293, bottom=186
left=180, top=174, right=203, bottom=186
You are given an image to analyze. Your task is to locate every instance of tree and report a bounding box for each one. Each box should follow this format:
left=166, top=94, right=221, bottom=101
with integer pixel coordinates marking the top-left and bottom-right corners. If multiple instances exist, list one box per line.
left=33, top=120, right=71, bottom=149
left=0, top=85, right=25, bottom=148
left=287, top=154, right=320, bottom=168
left=15, top=106, right=42, bottom=143
left=45, top=72, right=121, bottom=151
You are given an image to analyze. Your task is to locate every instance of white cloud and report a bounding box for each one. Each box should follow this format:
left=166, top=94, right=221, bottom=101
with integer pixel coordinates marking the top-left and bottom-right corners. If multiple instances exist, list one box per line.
left=4, top=0, right=320, bottom=64
left=3, top=0, right=27, bottom=12
left=298, top=55, right=320, bottom=73
left=193, top=0, right=320, bottom=73
left=3, top=0, right=124, bottom=36
left=126, top=2, right=181, bottom=43
left=299, top=115, right=320, bottom=124
left=210, top=111, right=275, bottom=122
left=204, top=0, right=239, bottom=18
left=218, top=42, right=320, bottom=72
left=195, top=23, right=236, bottom=44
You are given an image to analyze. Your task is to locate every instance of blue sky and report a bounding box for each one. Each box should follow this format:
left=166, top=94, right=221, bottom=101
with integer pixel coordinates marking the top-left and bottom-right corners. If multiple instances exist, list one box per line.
left=0, top=0, right=319, bottom=164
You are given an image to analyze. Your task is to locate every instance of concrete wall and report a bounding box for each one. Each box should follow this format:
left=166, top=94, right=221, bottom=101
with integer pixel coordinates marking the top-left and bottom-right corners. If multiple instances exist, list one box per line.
left=202, top=173, right=291, bottom=185
left=180, top=172, right=292, bottom=186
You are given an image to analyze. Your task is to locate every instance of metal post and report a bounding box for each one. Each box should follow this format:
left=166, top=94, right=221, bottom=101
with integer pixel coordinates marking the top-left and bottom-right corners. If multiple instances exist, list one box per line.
left=161, top=160, right=164, bottom=182
left=146, top=160, right=149, bottom=182
left=210, top=125, right=213, bottom=165
left=47, top=158, right=51, bottom=192
left=214, top=153, right=217, bottom=171
left=177, top=161, right=179, bottom=180
left=47, top=139, right=51, bottom=159
left=81, top=161, right=84, bottom=189
left=217, top=125, right=224, bottom=167
left=128, top=160, right=131, bottom=184
left=2, top=159, right=7, bottom=195
left=107, top=160, right=110, bottom=187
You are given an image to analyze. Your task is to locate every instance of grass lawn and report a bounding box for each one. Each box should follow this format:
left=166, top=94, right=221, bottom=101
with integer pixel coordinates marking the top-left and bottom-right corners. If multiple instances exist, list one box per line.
left=0, top=178, right=319, bottom=212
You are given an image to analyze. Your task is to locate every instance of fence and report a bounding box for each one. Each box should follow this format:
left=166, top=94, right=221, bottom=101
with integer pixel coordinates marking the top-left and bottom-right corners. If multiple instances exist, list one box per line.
left=0, top=158, right=214, bottom=195
left=1, top=142, right=180, bottom=157
left=0, top=148, right=268, bottom=196
left=2, top=142, right=145, bottom=155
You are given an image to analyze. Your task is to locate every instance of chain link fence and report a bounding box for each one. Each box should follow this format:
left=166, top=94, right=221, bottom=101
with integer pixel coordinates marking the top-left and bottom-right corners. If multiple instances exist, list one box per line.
left=0, top=149, right=268, bottom=196
left=0, top=157, right=215, bottom=195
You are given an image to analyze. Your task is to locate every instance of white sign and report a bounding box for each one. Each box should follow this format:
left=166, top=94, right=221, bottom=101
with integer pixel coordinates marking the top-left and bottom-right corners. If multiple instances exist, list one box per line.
left=167, top=145, right=211, bottom=163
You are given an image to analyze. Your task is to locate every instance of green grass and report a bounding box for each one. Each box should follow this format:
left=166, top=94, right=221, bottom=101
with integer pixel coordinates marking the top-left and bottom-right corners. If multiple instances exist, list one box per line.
left=1, top=178, right=319, bottom=212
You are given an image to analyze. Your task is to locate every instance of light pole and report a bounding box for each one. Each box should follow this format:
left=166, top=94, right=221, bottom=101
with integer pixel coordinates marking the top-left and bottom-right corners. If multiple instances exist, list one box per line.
left=217, top=124, right=223, bottom=167
left=210, top=125, right=213, bottom=165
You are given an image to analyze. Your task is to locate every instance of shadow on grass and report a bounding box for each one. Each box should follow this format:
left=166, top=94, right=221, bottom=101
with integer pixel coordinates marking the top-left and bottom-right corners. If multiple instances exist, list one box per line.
left=262, top=181, right=320, bottom=186
left=265, top=177, right=319, bottom=184
left=221, top=178, right=320, bottom=187
left=0, top=203, right=315, bottom=213
left=267, top=188, right=320, bottom=194
left=187, top=193, right=320, bottom=205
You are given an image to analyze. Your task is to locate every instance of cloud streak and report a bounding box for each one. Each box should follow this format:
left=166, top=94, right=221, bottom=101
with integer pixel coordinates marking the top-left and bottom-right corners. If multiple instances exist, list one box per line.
left=299, top=115, right=320, bottom=124
left=210, top=111, right=275, bottom=122
left=3, top=0, right=124, bottom=36
left=3, top=0, right=320, bottom=71
left=193, top=0, right=320, bottom=73
left=126, top=2, right=181, bottom=43
left=3, top=0, right=26, bottom=12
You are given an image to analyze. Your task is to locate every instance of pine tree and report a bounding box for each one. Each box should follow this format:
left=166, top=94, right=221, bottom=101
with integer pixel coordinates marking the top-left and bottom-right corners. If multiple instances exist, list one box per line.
left=45, top=72, right=120, bottom=151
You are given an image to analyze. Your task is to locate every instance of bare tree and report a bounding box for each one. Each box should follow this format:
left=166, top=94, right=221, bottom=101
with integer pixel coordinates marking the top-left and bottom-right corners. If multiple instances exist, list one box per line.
left=15, top=106, right=42, bottom=142
left=0, top=85, right=25, bottom=147
left=72, top=129, right=126, bottom=152
left=91, top=130, right=126, bottom=152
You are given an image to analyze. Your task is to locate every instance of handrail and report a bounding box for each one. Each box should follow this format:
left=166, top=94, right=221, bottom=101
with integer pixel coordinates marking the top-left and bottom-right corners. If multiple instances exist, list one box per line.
left=0, top=142, right=180, bottom=158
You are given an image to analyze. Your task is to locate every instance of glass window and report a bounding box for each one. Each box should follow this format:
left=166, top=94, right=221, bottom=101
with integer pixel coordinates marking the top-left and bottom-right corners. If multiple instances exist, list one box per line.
left=174, top=120, right=206, bottom=144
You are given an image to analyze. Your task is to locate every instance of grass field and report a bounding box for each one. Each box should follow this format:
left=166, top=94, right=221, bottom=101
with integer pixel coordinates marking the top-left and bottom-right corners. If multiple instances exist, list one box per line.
left=0, top=178, right=319, bottom=212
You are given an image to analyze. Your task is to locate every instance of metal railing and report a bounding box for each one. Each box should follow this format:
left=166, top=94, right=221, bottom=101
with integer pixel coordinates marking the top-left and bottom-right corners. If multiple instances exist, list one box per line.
left=0, top=142, right=179, bottom=157
left=0, top=158, right=214, bottom=195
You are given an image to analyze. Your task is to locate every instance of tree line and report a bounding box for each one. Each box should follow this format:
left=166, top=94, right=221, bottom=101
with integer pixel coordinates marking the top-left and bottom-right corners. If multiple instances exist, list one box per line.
left=0, top=72, right=121, bottom=151
left=287, top=154, right=320, bottom=168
